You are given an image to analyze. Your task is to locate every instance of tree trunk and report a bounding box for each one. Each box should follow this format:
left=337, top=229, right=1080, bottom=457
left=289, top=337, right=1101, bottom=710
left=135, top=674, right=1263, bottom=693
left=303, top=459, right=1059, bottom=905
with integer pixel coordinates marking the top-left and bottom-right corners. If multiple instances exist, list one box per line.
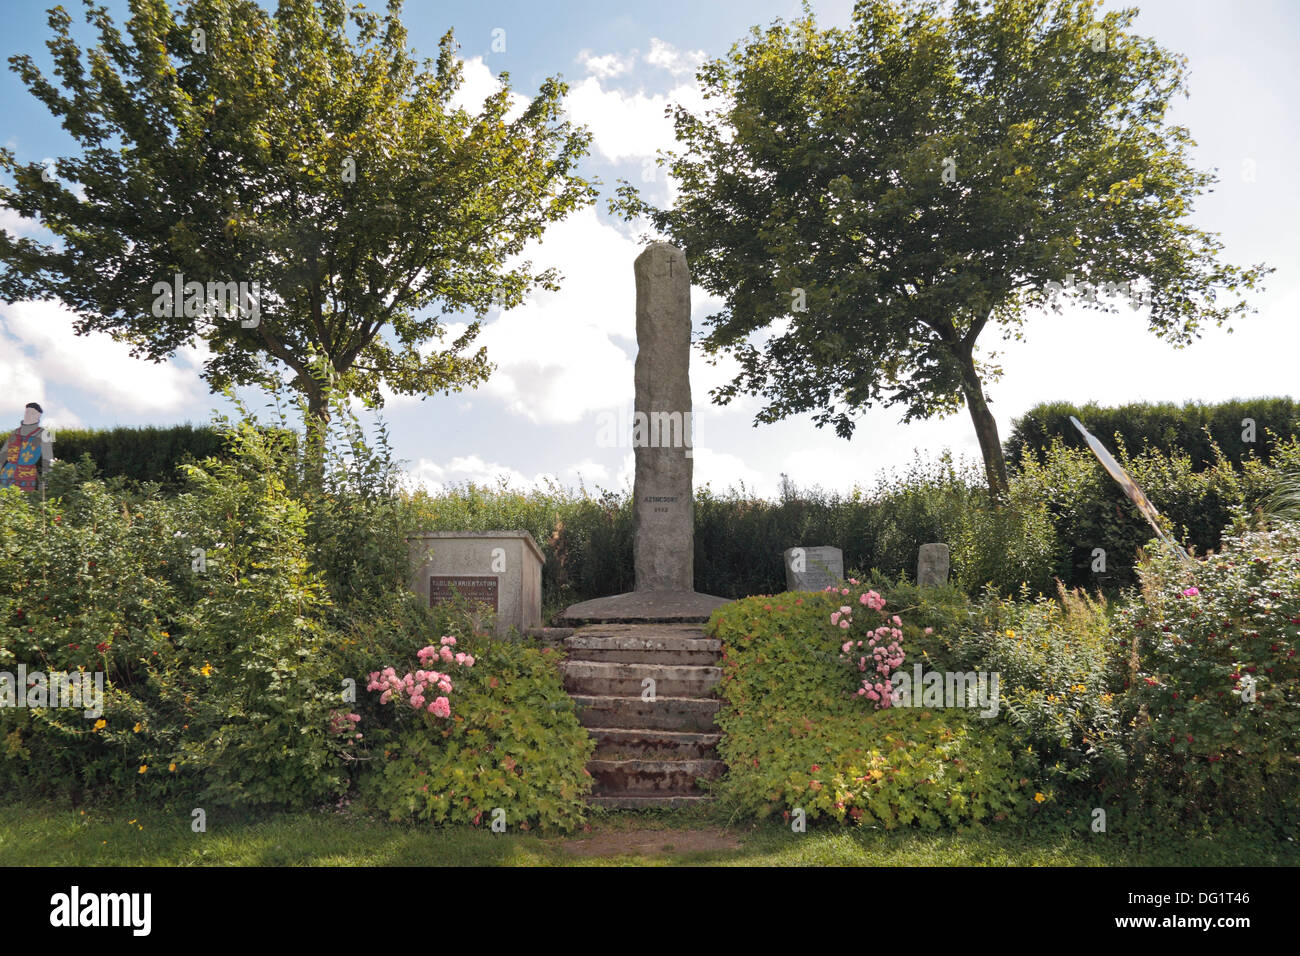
left=303, top=390, right=330, bottom=493
left=957, top=350, right=1010, bottom=500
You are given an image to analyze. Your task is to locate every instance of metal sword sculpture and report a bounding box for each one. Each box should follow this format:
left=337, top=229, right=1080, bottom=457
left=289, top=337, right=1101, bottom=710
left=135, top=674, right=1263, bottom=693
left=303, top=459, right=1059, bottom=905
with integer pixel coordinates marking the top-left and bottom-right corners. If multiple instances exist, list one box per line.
left=1069, top=415, right=1193, bottom=565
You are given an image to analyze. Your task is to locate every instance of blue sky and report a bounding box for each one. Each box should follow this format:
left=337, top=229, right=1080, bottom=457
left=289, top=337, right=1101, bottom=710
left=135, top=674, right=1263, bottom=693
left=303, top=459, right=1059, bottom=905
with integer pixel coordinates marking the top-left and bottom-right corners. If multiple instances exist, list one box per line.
left=2, top=0, right=1297, bottom=498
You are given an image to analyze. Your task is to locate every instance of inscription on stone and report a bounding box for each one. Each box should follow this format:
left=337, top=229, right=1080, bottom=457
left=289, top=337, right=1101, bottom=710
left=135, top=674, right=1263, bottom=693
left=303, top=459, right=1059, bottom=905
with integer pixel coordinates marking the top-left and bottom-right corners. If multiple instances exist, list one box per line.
left=429, top=575, right=499, bottom=613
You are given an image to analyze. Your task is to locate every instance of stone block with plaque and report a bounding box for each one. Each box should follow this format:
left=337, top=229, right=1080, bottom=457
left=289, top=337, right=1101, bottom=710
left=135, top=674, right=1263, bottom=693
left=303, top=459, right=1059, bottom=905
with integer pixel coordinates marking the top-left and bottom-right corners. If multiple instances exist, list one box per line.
left=407, top=531, right=544, bottom=636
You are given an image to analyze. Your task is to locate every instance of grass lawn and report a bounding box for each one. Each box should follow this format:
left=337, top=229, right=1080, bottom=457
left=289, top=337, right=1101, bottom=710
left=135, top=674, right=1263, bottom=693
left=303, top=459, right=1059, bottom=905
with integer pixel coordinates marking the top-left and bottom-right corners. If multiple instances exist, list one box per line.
left=1, top=803, right=1295, bottom=866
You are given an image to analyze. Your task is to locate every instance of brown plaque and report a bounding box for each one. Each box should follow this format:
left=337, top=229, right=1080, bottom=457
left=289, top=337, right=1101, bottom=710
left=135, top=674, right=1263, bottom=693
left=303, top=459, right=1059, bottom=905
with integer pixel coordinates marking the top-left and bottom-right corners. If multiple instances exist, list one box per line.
left=429, top=575, right=499, bottom=612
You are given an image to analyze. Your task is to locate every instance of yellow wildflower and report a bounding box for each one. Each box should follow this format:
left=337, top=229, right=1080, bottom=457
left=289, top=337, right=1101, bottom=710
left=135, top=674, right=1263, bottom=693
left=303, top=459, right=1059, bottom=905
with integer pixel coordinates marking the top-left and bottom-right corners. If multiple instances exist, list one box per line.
left=168, top=763, right=176, bottom=772
left=138, top=765, right=147, bottom=774
left=200, top=663, right=212, bottom=677
left=1034, top=792, right=1046, bottom=803
left=93, top=719, right=106, bottom=731
left=133, top=722, right=142, bottom=733
left=1005, top=629, right=1015, bottom=639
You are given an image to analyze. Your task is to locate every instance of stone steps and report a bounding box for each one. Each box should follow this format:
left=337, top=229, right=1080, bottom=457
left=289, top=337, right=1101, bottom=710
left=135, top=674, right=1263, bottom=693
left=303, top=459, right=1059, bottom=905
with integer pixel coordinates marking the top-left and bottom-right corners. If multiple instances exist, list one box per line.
left=560, top=660, right=721, bottom=698
left=588, top=727, right=722, bottom=761
left=571, top=694, right=721, bottom=733
left=587, top=794, right=713, bottom=810
left=564, top=626, right=721, bottom=665
left=565, top=621, right=727, bottom=808
left=588, top=758, right=725, bottom=794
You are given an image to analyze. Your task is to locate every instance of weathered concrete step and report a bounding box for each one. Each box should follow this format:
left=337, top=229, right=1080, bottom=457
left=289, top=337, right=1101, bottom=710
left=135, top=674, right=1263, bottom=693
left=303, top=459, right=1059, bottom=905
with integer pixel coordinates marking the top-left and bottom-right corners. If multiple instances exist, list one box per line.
left=561, top=590, right=730, bottom=625
left=587, top=794, right=714, bottom=810
left=589, top=758, right=725, bottom=795
left=565, top=631, right=721, bottom=665
left=572, top=695, right=721, bottom=733
left=569, top=623, right=709, bottom=640
left=587, top=727, right=722, bottom=761
left=561, top=660, right=721, bottom=698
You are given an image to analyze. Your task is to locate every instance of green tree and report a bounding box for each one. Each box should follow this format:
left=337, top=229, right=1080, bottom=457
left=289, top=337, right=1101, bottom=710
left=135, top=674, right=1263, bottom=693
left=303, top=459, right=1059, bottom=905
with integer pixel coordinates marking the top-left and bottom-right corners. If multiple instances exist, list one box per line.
left=1, top=0, right=595, bottom=477
left=614, top=0, right=1269, bottom=497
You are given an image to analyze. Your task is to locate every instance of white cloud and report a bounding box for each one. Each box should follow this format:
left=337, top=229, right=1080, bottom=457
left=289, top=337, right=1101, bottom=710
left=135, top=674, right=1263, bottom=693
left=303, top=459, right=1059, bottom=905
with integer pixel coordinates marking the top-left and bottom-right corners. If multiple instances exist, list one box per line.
left=0, top=207, right=45, bottom=241
left=0, top=299, right=206, bottom=414
left=451, top=56, right=528, bottom=122
left=564, top=76, right=706, bottom=164
left=407, top=453, right=577, bottom=495
left=471, top=206, right=642, bottom=424
left=644, top=38, right=706, bottom=77
left=562, top=457, right=615, bottom=488
left=692, top=446, right=773, bottom=496
left=577, top=49, right=634, bottom=79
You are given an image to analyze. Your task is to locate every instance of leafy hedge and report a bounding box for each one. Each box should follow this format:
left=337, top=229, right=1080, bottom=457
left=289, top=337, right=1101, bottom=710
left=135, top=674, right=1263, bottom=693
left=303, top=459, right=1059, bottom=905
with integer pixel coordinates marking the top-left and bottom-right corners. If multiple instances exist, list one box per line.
left=357, top=638, right=592, bottom=829
left=709, top=530, right=1300, bottom=832
left=707, top=585, right=1032, bottom=827
left=1119, top=518, right=1300, bottom=828
left=0, top=407, right=592, bottom=828
left=407, top=438, right=1300, bottom=610
left=1005, top=399, right=1300, bottom=471
left=49, top=424, right=298, bottom=487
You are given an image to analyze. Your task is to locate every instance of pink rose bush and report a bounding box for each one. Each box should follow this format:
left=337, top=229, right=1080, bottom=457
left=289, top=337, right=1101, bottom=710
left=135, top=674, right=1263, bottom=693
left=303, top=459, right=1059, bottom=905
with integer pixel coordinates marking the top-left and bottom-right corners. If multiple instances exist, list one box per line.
left=827, top=586, right=905, bottom=709
left=328, top=709, right=363, bottom=741
left=367, top=635, right=475, bottom=719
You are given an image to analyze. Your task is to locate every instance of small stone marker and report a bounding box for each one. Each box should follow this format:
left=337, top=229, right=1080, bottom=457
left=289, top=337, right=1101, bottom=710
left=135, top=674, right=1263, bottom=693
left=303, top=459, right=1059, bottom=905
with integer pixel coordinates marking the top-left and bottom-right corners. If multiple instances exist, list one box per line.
left=783, top=546, right=844, bottom=592
left=917, top=543, right=950, bottom=588
left=407, top=531, right=544, bottom=636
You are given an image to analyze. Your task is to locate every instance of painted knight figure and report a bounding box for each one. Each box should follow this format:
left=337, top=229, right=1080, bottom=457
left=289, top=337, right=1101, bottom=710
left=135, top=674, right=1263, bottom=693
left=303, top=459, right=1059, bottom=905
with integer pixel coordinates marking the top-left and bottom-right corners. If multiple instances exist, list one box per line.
left=0, top=403, right=53, bottom=493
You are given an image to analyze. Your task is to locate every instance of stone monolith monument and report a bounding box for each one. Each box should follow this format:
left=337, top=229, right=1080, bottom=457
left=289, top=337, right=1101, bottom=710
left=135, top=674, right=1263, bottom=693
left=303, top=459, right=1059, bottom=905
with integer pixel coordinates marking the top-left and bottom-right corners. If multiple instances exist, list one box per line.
left=633, top=242, right=694, bottom=592
left=562, top=243, right=729, bottom=623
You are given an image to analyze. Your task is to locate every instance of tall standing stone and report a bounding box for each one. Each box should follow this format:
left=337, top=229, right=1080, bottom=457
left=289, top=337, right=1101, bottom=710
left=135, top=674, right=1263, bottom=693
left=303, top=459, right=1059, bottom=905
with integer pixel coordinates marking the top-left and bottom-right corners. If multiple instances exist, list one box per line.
left=560, top=243, right=728, bottom=624
left=633, top=242, right=694, bottom=592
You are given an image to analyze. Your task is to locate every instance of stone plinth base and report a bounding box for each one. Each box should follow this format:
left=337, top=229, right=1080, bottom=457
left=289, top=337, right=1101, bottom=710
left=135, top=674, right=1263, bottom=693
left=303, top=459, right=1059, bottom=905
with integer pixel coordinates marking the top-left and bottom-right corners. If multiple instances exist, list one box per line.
left=560, top=590, right=730, bottom=625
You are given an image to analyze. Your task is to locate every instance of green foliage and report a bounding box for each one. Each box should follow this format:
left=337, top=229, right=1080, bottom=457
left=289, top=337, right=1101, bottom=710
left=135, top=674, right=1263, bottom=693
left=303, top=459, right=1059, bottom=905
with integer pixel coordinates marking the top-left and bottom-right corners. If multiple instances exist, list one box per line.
left=1262, top=470, right=1300, bottom=524
left=1118, top=518, right=1300, bottom=828
left=45, top=423, right=300, bottom=488
left=0, top=420, right=350, bottom=807
left=357, top=638, right=593, bottom=831
left=0, top=0, right=595, bottom=421
left=614, top=0, right=1270, bottom=495
left=49, top=425, right=224, bottom=487
left=1015, top=435, right=1299, bottom=589
left=948, top=489, right=1059, bottom=596
left=0, top=401, right=593, bottom=820
left=1006, top=399, right=1300, bottom=470
left=386, top=436, right=1300, bottom=609
left=708, top=589, right=1030, bottom=827
left=941, top=585, right=1126, bottom=796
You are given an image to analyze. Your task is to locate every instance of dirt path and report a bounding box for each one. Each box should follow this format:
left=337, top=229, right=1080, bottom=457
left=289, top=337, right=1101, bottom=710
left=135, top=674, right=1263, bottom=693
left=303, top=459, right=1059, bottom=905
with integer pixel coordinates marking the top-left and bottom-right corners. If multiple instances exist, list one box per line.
left=560, top=826, right=741, bottom=858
